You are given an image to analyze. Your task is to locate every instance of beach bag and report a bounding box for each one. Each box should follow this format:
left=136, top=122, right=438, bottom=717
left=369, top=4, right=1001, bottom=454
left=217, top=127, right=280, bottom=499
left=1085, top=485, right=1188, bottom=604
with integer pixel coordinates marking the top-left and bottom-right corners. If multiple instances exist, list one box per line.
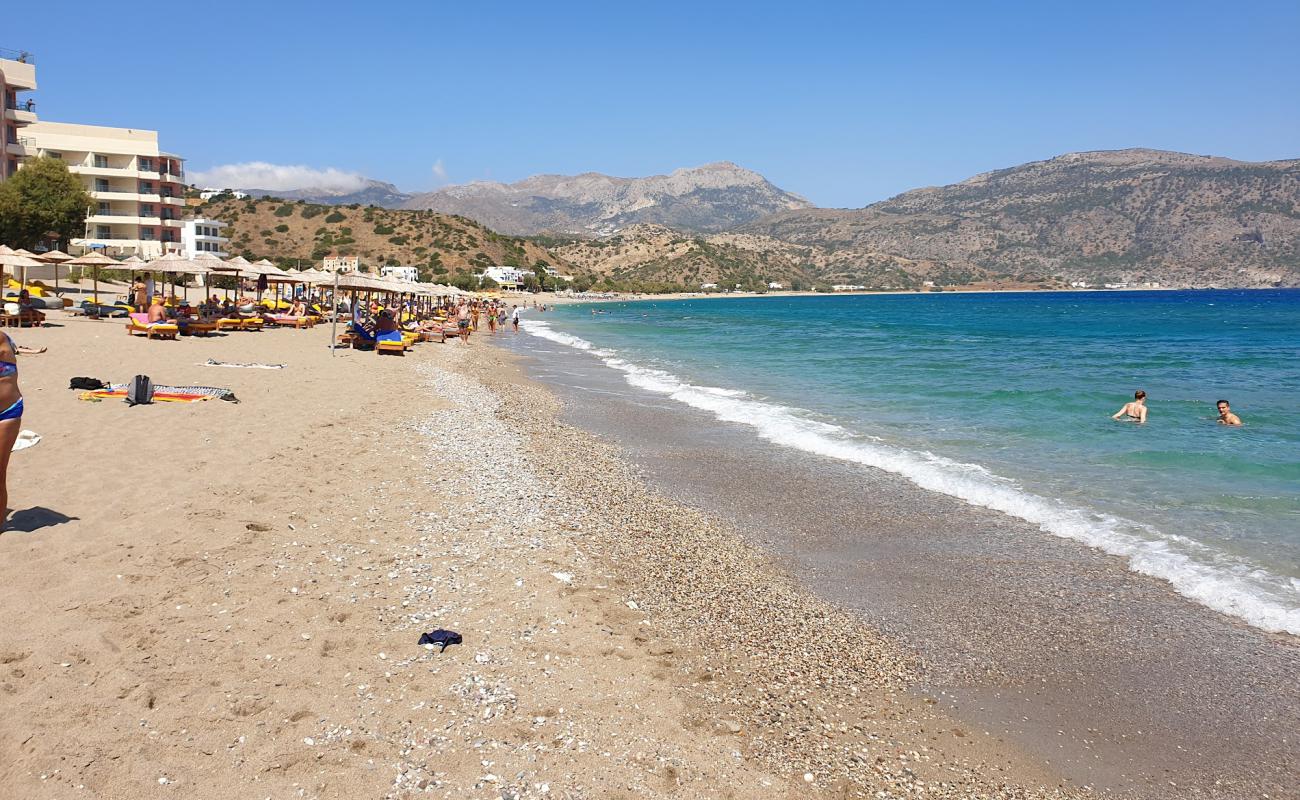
left=126, top=374, right=154, bottom=406
left=68, top=377, right=105, bottom=391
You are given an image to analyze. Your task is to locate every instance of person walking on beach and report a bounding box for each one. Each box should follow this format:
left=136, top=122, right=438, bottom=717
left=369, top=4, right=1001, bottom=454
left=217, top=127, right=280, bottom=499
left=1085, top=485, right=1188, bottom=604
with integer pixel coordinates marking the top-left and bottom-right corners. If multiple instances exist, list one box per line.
left=0, top=331, right=26, bottom=530
left=1112, top=390, right=1148, bottom=423
left=132, top=276, right=147, bottom=311
left=456, top=302, right=471, bottom=343
left=510, top=304, right=521, bottom=332
left=1216, top=400, right=1242, bottom=426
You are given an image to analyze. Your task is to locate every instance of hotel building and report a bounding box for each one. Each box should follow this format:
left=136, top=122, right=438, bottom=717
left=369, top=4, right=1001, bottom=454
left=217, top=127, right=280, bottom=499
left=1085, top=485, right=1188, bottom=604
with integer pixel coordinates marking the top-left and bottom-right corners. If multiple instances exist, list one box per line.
left=322, top=254, right=360, bottom=273
left=1, top=50, right=38, bottom=180
left=181, top=217, right=229, bottom=258
left=24, top=121, right=187, bottom=259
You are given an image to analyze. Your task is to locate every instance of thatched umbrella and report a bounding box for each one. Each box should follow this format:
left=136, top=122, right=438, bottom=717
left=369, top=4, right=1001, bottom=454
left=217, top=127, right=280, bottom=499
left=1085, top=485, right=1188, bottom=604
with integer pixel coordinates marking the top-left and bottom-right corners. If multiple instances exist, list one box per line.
left=63, top=250, right=123, bottom=305
left=144, top=253, right=213, bottom=303
left=37, top=249, right=74, bottom=294
left=0, top=252, right=42, bottom=301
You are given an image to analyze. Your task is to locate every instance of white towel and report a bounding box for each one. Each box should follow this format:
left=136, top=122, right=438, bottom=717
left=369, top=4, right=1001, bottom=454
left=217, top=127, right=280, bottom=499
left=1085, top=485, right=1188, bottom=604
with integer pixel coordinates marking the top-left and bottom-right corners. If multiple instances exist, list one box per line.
left=12, top=429, right=40, bottom=452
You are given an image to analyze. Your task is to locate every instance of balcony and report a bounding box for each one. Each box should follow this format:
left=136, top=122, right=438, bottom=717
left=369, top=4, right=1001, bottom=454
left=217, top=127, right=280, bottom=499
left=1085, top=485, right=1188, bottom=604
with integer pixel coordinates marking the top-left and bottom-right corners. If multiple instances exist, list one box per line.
left=86, top=212, right=142, bottom=224
left=75, top=164, right=139, bottom=178
left=89, top=190, right=142, bottom=201
left=3, top=102, right=36, bottom=124
left=0, top=51, right=37, bottom=90
left=161, top=195, right=185, bottom=206
left=161, top=218, right=183, bottom=227
left=4, top=135, right=32, bottom=156
left=160, top=172, right=184, bottom=183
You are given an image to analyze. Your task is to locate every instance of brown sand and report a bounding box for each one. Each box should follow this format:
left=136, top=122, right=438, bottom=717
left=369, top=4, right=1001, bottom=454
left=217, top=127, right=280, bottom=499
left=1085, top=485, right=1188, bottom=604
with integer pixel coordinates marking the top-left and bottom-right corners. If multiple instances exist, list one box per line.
left=1, top=311, right=1085, bottom=798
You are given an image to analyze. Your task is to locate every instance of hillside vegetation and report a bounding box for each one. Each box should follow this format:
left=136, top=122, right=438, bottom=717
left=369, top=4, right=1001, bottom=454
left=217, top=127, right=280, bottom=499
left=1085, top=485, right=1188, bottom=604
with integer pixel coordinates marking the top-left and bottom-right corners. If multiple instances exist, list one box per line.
left=201, top=197, right=565, bottom=283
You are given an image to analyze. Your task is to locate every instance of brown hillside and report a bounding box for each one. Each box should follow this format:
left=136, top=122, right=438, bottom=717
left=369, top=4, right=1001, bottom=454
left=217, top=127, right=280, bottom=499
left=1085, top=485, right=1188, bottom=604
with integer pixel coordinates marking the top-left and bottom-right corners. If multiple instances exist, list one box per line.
left=200, top=197, right=567, bottom=280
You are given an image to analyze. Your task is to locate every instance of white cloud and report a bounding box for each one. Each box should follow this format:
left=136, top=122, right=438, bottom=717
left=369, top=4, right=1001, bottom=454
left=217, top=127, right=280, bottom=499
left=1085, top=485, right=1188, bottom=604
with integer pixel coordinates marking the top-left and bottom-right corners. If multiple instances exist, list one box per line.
left=189, top=162, right=369, bottom=192
left=432, top=158, right=448, bottom=181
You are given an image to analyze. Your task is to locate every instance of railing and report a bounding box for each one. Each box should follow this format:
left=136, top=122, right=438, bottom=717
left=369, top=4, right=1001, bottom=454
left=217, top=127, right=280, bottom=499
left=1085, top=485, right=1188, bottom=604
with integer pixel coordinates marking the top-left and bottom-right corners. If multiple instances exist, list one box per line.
left=0, top=47, right=35, bottom=64
left=4, top=100, right=35, bottom=112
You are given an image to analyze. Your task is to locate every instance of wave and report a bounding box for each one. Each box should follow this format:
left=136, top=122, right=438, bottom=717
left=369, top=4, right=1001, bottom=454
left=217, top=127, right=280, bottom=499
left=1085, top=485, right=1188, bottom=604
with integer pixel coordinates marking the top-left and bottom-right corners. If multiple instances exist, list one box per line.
left=523, top=319, right=1300, bottom=636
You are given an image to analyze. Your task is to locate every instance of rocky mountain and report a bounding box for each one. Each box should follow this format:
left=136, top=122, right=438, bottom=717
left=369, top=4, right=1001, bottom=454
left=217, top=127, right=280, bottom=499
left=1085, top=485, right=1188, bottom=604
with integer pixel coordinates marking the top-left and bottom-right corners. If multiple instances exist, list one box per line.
left=743, top=149, right=1300, bottom=288
left=242, top=180, right=412, bottom=209
left=402, top=162, right=813, bottom=236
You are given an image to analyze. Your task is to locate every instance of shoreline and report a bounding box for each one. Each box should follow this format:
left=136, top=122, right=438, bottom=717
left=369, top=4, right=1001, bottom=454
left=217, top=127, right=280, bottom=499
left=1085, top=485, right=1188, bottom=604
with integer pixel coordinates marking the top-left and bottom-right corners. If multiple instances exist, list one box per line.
left=498, top=318, right=1300, bottom=797
left=0, top=313, right=1091, bottom=798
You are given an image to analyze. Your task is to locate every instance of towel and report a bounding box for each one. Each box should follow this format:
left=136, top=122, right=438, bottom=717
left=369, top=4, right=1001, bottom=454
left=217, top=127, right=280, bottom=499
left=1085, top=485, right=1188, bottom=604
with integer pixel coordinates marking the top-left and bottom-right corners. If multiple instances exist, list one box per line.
left=11, top=429, right=40, bottom=452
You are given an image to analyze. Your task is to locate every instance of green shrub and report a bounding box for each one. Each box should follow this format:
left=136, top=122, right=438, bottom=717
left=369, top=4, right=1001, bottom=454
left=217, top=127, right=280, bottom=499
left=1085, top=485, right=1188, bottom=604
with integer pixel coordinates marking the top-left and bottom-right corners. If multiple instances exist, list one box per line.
left=388, top=235, right=408, bottom=245
left=373, top=224, right=394, bottom=235
left=273, top=204, right=294, bottom=217
left=275, top=224, right=289, bottom=233
left=324, top=211, right=345, bottom=223
left=301, top=205, right=325, bottom=219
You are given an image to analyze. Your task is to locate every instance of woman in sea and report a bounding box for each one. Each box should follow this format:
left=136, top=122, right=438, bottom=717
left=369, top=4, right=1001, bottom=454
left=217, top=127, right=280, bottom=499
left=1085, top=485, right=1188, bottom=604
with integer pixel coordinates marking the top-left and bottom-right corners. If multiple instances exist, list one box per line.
left=1111, top=390, right=1148, bottom=423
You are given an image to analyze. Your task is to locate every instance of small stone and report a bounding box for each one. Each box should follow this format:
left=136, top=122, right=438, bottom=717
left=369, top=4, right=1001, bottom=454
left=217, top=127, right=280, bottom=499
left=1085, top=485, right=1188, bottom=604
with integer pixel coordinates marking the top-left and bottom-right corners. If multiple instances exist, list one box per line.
left=303, top=737, right=314, bottom=746
left=804, top=772, right=814, bottom=783
left=378, top=652, right=387, bottom=660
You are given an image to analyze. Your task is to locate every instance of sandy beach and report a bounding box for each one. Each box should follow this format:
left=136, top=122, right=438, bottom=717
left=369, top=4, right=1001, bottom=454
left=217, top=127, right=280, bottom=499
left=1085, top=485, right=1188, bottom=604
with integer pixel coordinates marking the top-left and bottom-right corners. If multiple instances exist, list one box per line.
left=0, top=308, right=1104, bottom=799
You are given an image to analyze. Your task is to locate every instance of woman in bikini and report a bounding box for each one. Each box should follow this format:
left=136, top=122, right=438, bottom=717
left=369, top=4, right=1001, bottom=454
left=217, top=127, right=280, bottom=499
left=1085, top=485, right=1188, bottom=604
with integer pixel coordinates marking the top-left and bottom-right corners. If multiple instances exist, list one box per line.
left=0, top=332, right=27, bottom=528
left=1111, top=389, right=1148, bottom=423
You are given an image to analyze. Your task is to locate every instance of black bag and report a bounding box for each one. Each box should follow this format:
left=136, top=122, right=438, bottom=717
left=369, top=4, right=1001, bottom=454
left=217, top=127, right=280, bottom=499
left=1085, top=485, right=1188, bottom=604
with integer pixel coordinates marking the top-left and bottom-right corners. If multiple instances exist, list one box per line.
left=126, top=374, right=154, bottom=406
left=69, top=377, right=105, bottom=390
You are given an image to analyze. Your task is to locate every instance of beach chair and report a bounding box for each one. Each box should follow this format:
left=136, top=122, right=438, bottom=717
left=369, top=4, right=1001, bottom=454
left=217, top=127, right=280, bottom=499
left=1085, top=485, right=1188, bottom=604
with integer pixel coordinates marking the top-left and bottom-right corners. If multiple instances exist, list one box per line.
left=125, top=313, right=179, bottom=340
left=376, top=340, right=406, bottom=356
left=239, top=318, right=264, bottom=331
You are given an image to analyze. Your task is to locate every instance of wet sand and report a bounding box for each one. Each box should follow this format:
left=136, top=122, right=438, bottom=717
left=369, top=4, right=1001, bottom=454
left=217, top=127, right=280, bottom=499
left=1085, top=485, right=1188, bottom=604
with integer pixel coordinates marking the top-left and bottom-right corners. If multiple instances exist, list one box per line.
left=502, top=329, right=1300, bottom=798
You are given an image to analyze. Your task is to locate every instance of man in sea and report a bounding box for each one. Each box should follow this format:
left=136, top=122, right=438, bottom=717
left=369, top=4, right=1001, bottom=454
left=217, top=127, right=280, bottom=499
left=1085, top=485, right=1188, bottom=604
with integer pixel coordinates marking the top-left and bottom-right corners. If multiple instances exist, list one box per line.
left=1216, top=399, right=1242, bottom=426
left=1111, top=390, right=1148, bottom=423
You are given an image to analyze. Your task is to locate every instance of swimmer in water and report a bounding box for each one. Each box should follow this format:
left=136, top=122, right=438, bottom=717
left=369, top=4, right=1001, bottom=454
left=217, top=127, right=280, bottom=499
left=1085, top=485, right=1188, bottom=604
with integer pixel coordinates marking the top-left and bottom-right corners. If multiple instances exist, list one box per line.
left=1112, top=390, right=1148, bottom=423
left=1215, top=399, right=1242, bottom=426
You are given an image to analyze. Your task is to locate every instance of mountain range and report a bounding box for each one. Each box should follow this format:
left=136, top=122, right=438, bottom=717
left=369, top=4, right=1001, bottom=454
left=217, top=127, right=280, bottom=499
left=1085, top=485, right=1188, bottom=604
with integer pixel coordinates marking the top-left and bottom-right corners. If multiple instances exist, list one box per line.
left=400, top=162, right=813, bottom=235
left=218, top=149, right=1300, bottom=289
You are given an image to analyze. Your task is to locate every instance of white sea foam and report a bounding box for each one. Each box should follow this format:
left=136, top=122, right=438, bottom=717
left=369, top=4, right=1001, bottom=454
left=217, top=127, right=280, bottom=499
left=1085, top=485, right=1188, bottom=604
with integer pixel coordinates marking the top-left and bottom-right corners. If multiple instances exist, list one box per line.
left=523, top=319, right=1300, bottom=636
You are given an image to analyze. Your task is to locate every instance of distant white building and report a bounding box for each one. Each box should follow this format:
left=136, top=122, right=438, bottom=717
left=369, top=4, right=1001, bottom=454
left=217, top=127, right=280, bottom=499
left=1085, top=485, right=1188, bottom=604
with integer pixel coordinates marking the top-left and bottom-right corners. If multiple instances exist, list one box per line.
left=767, top=281, right=784, bottom=290
left=477, top=266, right=529, bottom=289
left=380, top=265, right=419, bottom=282
left=831, top=284, right=866, bottom=292
left=540, top=265, right=574, bottom=282
left=181, top=217, right=229, bottom=258
left=199, top=188, right=248, bottom=200
left=700, top=282, right=719, bottom=290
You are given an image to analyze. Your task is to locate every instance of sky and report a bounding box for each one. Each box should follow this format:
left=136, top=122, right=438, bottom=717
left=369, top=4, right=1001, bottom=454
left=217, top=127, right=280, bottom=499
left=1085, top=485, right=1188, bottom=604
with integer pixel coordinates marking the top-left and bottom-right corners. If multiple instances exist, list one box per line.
left=7, top=0, right=1299, bottom=208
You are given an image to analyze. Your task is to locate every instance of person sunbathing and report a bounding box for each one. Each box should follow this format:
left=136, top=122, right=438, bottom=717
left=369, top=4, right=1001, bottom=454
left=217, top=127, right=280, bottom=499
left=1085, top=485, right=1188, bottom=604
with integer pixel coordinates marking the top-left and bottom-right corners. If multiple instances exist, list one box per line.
left=290, top=299, right=307, bottom=316
left=147, top=297, right=170, bottom=325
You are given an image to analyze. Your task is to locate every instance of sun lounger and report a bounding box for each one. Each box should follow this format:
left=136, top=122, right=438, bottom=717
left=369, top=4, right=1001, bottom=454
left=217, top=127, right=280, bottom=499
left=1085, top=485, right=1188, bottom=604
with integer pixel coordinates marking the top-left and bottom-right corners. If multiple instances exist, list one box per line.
left=376, top=340, right=406, bottom=356
left=240, top=318, right=264, bottom=331
left=125, top=313, right=179, bottom=340
left=183, top=321, right=218, bottom=336
left=268, top=314, right=313, bottom=329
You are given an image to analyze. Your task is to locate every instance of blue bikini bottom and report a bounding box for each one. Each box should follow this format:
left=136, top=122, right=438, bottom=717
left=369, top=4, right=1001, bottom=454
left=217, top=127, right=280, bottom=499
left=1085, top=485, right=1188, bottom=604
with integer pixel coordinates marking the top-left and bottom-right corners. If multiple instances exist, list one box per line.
left=0, top=397, right=23, bottom=421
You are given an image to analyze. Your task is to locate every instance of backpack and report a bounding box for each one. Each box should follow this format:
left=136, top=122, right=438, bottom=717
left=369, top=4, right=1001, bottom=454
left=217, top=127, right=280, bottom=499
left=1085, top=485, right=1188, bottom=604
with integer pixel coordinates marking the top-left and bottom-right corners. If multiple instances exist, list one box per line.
left=126, top=374, right=154, bottom=406
left=68, top=377, right=105, bottom=391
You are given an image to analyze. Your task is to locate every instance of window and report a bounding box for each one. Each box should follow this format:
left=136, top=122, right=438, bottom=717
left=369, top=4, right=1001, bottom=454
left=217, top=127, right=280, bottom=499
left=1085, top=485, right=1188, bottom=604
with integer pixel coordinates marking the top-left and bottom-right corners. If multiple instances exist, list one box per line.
left=96, top=226, right=111, bottom=239
left=141, top=228, right=156, bottom=240
left=93, top=155, right=109, bottom=168
left=138, top=157, right=154, bottom=171
left=98, top=202, right=110, bottom=215
left=140, top=204, right=155, bottom=217
left=140, top=181, right=153, bottom=193
left=48, top=151, right=61, bottom=159
left=95, top=180, right=110, bottom=192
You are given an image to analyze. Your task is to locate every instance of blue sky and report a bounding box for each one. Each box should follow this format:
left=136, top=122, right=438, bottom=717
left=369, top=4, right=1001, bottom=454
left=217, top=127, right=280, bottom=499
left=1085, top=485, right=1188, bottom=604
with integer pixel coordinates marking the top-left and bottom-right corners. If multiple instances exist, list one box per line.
left=8, top=0, right=1298, bottom=207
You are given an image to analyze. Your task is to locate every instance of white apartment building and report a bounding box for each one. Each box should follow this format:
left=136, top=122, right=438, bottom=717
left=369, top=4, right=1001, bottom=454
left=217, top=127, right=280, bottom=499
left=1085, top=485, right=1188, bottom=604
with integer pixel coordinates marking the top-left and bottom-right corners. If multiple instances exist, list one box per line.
left=199, top=188, right=248, bottom=200
left=24, top=120, right=186, bottom=259
left=379, top=265, right=419, bottom=282
left=1, top=50, right=38, bottom=180
left=182, top=217, right=229, bottom=258
left=322, top=254, right=359, bottom=273
left=477, top=266, right=528, bottom=289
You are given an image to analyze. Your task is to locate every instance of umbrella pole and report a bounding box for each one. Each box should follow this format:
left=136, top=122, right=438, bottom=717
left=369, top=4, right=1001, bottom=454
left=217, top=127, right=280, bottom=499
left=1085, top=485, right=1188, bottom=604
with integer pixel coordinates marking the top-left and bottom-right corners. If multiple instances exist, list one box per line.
left=93, top=266, right=99, bottom=305
left=330, top=270, right=339, bottom=356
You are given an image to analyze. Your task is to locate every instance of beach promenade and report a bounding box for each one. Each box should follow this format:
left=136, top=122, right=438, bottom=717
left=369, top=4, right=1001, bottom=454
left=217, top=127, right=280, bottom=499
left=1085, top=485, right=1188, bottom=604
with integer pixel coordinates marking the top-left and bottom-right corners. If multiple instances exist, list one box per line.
left=0, top=309, right=1095, bottom=799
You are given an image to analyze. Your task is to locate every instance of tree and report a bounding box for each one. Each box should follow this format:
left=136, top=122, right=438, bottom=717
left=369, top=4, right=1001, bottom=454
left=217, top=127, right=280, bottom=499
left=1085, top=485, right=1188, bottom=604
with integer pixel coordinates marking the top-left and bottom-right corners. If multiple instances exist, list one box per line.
left=0, top=157, right=93, bottom=249
left=522, top=274, right=541, bottom=293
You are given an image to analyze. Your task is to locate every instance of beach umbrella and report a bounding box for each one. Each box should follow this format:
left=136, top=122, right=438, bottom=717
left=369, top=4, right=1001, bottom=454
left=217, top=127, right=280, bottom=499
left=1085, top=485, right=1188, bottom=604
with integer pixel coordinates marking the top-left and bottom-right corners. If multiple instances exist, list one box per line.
left=64, top=250, right=123, bottom=304
left=145, top=253, right=214, bottom=303
left=0, top=252, right=42, bottom=299
left=37, top=250, right=74, bottom=293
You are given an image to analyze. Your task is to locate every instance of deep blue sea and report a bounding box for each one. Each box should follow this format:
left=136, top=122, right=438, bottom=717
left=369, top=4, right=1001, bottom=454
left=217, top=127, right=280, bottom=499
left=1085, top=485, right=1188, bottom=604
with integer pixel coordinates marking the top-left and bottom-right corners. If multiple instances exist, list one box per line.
left=521, top=290, right=1300, bottom=635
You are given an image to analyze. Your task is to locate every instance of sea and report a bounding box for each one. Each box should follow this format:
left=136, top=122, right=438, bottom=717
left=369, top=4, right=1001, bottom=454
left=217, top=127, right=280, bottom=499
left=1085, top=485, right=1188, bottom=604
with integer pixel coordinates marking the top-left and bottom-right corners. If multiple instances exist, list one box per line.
left=510, top=289, right=1300, bottom=637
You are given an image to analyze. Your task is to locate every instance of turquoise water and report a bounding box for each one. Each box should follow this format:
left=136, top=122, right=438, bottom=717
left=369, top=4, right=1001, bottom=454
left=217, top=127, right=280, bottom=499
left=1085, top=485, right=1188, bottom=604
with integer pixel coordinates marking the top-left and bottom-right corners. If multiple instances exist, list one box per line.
left=521, top=290, right=1300, bottom=634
